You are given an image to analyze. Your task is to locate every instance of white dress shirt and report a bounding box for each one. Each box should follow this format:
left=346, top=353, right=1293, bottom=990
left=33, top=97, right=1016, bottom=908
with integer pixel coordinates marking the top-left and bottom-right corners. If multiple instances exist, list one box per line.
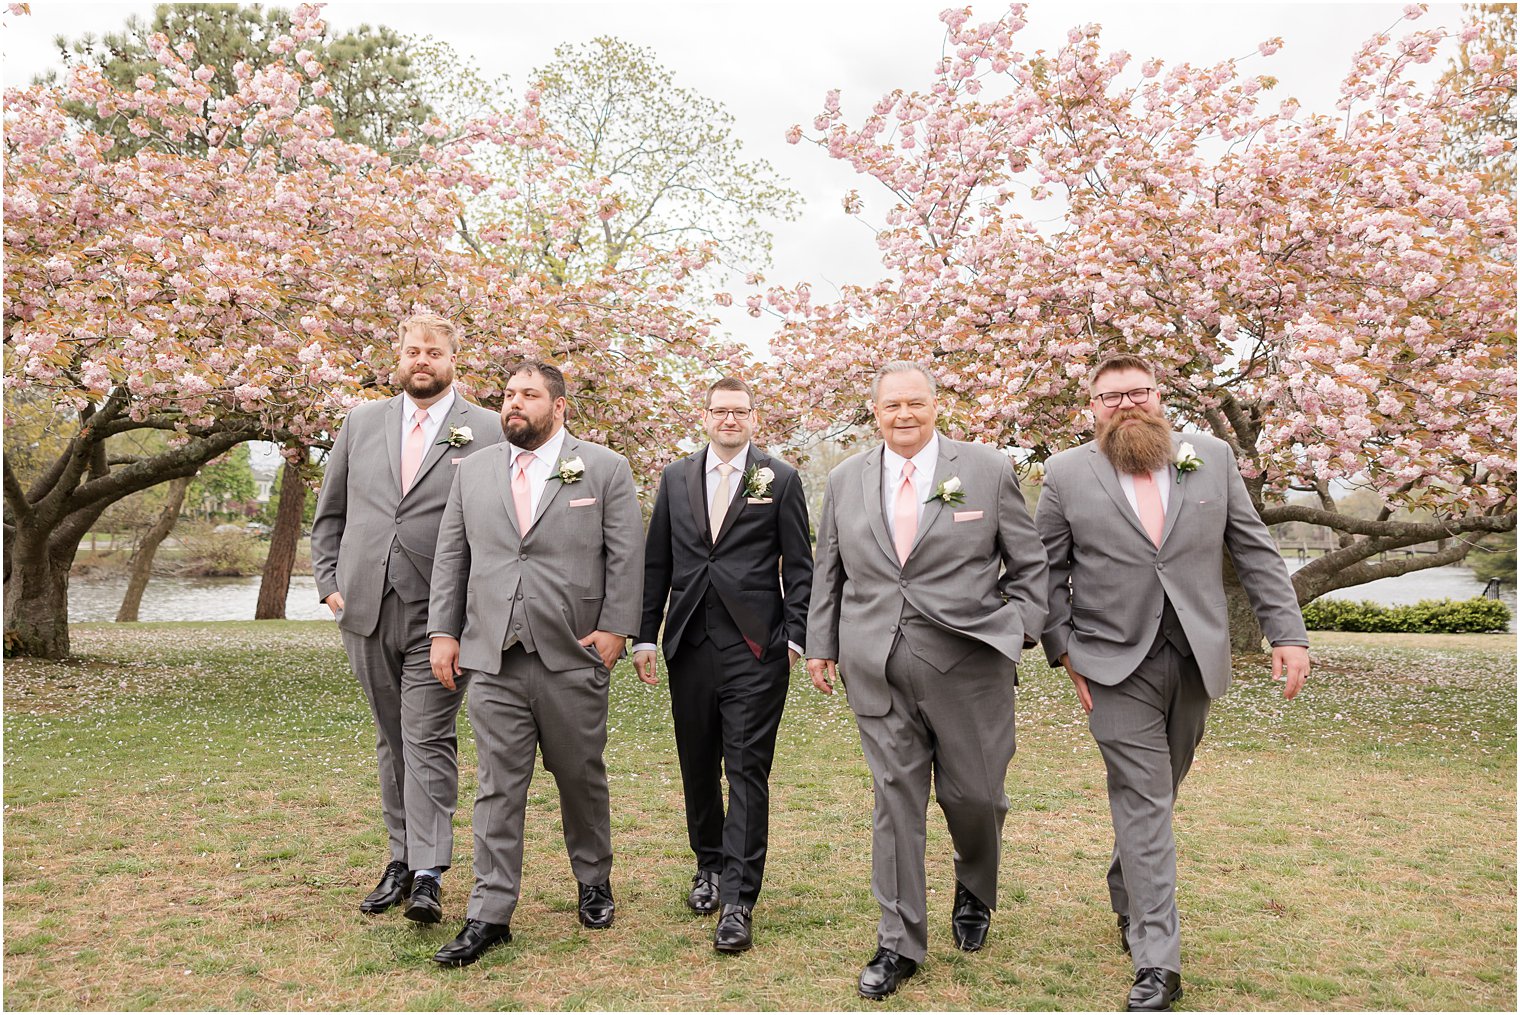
left=706, top=442, right=749, bottom=513
left=507, top=426, right=568, bottom=522
left=1117, top=465, right=1172, bottom=520
left=400, top=388, right=456, bottom=455
left=881, top=433, right=939, bottom=541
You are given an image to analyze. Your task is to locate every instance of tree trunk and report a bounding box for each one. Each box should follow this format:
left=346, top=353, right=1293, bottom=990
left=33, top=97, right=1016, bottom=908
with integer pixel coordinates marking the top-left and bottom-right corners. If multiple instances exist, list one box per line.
left=115, top=476, right=191, bottom=623
left=254, top=458, right=306, bottom=620
left=3, top=523, right=74, bottom=658
left=1223, top=553, right=1267, bottom=655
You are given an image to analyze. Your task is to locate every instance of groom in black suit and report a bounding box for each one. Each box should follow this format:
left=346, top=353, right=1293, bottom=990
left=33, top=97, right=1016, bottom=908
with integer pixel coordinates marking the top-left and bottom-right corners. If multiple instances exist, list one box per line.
left=634, top=376, right=813, bottom=953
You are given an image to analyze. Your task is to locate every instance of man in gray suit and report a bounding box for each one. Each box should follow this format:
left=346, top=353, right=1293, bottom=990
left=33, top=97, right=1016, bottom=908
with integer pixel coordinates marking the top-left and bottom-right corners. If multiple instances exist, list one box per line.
left=427, top=361, right=644, bottom=967
left=806, top=362, right=1047, bottom=1001
left=312, top=314, right=503, bottom=923
left=1037, top=353, right=1310, bottom=1012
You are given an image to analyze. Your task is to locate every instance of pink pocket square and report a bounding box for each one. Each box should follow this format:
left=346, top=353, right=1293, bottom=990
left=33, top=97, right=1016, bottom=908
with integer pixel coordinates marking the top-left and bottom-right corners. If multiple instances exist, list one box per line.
left=746, top=497, right=772, bottom=505
left=451, top=457, right=464, bottom=464
left=569, top=497, right=597, bottom=507
left=953, top=510, right=984, bottom=522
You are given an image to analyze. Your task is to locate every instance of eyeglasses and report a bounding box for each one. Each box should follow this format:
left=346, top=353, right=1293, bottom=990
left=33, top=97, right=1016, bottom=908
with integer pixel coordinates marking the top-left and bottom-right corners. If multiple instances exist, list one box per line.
left=707, top=408, right=752, bottom=421
left=1092, top=388, right=1156, bottom=408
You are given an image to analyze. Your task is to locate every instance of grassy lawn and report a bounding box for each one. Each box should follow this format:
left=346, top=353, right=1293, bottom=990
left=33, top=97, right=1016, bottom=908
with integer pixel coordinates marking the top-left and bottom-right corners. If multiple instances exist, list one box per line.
left=3, top=625, right=1514, bottom=1011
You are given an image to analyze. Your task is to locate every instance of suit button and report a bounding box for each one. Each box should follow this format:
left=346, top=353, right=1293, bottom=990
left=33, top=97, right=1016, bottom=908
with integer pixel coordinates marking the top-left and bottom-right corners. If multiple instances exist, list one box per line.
left=515, top=593, right=523, bottom=601
left=519, top=553, right=528, bottom=560
left=1156, top=563, right=1165, bottom=571
left=708, top=554, right=716, bottom=561
left=899, top=578, right=908, bottom=587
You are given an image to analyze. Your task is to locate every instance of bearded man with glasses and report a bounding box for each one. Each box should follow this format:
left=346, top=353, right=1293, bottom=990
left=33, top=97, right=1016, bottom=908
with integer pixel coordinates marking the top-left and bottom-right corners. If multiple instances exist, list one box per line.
left=1035, top=354, right=1310, bottom=1012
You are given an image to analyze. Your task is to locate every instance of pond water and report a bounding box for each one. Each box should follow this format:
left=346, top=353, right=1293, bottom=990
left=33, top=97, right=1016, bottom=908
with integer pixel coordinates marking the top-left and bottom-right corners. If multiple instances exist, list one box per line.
left=66, top=565, right=1515, bottom=627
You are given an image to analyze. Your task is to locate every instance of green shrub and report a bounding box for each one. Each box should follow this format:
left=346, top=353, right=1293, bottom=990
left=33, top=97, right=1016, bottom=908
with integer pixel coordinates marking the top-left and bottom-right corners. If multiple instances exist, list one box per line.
left=1301, top=596, right=1511, bottom=633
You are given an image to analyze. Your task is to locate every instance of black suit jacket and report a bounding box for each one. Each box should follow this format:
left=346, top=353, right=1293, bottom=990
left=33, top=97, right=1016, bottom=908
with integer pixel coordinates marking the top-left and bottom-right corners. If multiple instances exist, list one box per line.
left=639, top=445, right=813, bottom=664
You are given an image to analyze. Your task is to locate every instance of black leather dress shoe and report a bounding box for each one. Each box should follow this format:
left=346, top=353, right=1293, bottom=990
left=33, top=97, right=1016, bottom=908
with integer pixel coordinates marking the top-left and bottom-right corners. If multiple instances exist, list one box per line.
left=687, top=870, right=720, bottom=915
left=404, top=875, right=442, bottom=924
left=858, top=948, right=918, bottom=1001
left=433, top=920, right=512, bottom=967
left=713, top=904, right=753, bottom=953
left=1118, top=913, right=1131, bottom=954
left=577, top=880, right=615, bottom=928
left=1126, top=967, right=1182, bottom=1011
left=950, top=881, right=991, bottom=952
left=359, top=861, right=412, bottom=914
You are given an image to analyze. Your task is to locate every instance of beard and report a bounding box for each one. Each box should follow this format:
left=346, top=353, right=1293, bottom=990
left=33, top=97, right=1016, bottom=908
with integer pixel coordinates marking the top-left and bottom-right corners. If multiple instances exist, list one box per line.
left=399, top=365, right=450, bottom=400
left=504, top=409, right=554, bottom=450
left=1096, top=408, right=1173, bottom=474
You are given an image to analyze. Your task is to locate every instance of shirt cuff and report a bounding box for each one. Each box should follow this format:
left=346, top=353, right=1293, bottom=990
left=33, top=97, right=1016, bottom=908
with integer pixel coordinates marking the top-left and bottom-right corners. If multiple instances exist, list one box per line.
left=631, top=642, right=657, bottom=654
left=788, top=640, right=804, bottom=656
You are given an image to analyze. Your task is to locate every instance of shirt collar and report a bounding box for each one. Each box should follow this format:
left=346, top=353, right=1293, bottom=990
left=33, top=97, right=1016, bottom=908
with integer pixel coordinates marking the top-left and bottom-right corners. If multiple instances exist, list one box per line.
left=510, top=425, right=567, bottom=469
left=883, top=432, right=938, bottom=478
left=706, top=443, right=750, bottom=475
left=402, top=388, right=454, bottom=424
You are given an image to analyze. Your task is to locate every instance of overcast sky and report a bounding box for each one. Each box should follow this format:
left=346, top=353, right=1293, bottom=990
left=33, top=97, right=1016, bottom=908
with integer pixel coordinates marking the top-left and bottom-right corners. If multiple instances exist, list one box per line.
left=4, top=0, right=1463, bottom=359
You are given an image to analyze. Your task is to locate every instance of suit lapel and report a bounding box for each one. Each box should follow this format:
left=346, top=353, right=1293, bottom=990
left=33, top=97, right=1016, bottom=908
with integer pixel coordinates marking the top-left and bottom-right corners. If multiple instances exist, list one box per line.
left=1087, top=445, right=1154, bottom=545
left=493, top=445, right=520, bottom=536
left=907, top=436, right=955, bottom=560
left=530, top=433, right=577, bottom=530
left=713, top=446, right=761, bottom=546
left=685, top=448, right=711, bottom=546
left=1158, top=434, right=1187, bottom=547
left=860, top=445, right=896, bottom=565
left=384, top=395, right=404, bottom=496
left=403, top=396, right=467, bottom=499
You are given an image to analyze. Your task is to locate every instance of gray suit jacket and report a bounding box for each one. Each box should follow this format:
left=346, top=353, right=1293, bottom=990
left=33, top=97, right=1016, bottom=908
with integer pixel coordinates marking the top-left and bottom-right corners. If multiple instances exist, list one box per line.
left=1037, top=432, right=1308, bottom=698
left=311, top=393, right=503, bottom=638
left=806, top=435, right=1048, bottom=717
left=427, top=433, right=645, bottom=676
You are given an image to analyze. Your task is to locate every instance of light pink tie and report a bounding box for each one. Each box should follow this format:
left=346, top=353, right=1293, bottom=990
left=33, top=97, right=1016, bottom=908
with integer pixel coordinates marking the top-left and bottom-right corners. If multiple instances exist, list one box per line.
left=1133, top=470, right=1165, bottom=547
left=893, top=461, right=918, bottom=564
left=512, top=454, right=534, bottom=534
left=710, top=462, right=736, bottom=542
left=400, top=408, right=428, bottom=495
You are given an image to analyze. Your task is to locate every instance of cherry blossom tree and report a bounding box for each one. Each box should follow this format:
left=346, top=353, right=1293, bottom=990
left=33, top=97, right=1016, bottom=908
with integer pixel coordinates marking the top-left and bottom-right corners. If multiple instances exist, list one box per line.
left=4, top=4, right=740, bottom=658
left=768, top=4, right=1516, bottom=650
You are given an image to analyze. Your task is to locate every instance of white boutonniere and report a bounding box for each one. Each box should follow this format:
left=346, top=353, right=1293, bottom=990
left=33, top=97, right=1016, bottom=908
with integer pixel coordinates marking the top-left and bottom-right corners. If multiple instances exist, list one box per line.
left=1174, top=442, right=1202, bottom=483
left=927, top=475, right=965, bottom=506
left=437, top=425, right=474, bottom=448
left=741, top=465, right=775, bottom=499
left=556, top=456, right=585, bottom=484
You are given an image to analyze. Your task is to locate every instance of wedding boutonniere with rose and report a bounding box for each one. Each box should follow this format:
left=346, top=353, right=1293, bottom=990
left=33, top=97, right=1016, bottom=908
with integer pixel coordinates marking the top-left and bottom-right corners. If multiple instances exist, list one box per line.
left=1173, top=442, right=1202, bottom=483
left=556, top=456, right=585, bottom=484
left=741, top=465, right=775, bottom=500
left=437, top=425, right=474, bottom=448
left=926, top=476, right=965, bottom=506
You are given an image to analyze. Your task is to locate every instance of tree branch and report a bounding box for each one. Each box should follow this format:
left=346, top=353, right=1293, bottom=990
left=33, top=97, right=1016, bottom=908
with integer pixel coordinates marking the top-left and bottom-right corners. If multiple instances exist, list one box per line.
left=1260, top=505, right=1515, bottom=540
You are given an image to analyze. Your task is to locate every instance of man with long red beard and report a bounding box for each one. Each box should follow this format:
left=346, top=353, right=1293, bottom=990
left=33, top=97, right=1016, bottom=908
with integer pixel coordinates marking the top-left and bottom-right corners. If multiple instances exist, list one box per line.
left=1036, top=354, right=1309, bottom=1012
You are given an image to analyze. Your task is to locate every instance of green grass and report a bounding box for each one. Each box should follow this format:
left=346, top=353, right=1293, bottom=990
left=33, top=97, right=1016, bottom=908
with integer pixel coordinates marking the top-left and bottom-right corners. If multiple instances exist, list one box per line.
left=3, top=625, right=1515, bottom=1010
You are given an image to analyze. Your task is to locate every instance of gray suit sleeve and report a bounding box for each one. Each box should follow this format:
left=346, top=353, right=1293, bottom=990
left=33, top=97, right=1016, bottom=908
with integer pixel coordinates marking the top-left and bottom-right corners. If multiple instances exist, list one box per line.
left=310, top=414, right=351, bottom=603
left=1036, top=465, right=1075, bottom=667
left=805, top=474, right=845, bottom=661
left=1221, top=453, right=1309, bottom=648
left=994, top=456, right=1047, bottom=650
left=427, top=468, right=470, bottom=640
left=596, top=456, right=645, bottom=638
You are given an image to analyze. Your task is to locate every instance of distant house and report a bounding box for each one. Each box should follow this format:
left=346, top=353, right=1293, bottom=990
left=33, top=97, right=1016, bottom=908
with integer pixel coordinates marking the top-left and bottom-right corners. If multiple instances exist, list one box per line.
left=252, top=460, right=278, bottom=503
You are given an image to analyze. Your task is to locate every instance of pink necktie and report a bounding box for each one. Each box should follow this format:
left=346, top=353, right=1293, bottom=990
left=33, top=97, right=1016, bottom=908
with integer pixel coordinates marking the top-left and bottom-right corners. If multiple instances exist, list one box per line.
left=513, top=454, right=534, bottom=534
left=1133, top=470, right=1165, bottom=547
left=893, top=461, right=918, bottom=564
left=400, top=408, right=428, bottom=494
